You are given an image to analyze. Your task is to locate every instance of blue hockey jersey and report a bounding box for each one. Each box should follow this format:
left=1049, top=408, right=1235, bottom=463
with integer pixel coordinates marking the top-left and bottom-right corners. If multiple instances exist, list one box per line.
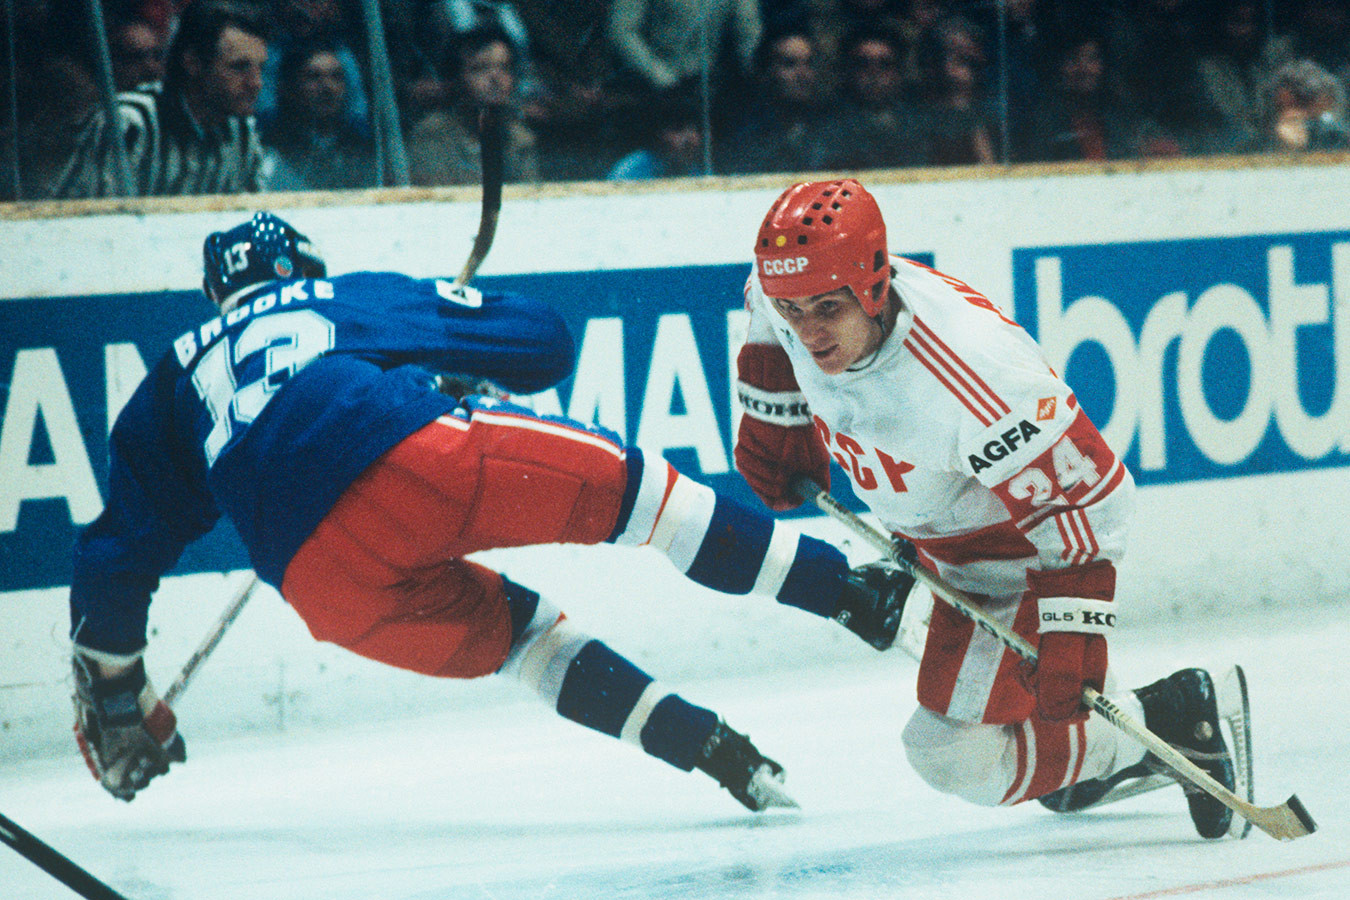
left=70, top=271, right=576, bottom=655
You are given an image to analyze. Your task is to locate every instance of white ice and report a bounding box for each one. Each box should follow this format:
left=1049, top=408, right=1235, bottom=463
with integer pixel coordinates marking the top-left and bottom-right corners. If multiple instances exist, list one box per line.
left=4, top=613, right=1349, bottom=900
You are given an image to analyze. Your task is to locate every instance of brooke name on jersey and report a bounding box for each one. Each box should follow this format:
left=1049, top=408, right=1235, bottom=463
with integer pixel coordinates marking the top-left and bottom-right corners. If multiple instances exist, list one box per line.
left=172, top=279, right=335, bottom=368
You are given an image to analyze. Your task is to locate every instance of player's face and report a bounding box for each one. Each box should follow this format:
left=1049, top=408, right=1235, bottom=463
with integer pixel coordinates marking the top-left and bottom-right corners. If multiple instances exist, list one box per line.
left=772, top=287, right=882, bottom=374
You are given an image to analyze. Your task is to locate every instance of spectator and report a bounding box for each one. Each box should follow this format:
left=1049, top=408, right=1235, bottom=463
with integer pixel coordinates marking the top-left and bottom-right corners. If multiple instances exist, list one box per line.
left=913, top=14, right=998, bottom=165
left=406, top=24, right=540, bottom=186
left=57, top=0, right=268, bottom=197
left=1251, top=58, right=1350, bottom=152
left=892, top=0, right=950, bottom=96
left=719, top=27, right=832, bottom=175
left=821, top=25, right=929, bottom=171
left=966, top=0, right=1066, bottom=152
left=424, top=0, right=546, bottom=106
left=261, top=38, right=379, bottom=191
left=1018, top=30, right=1144, bottom=162
left=0, top=53, right=101, bottom=200
left=257, top=0, right=368, bottom=131
left=509, top=0, right=632, bottom=181
left=1, top=1, right=103, bottom=199
left=1193, top=0, right=1294, bottom=152
left=605, top=0, right=762, bottom=100
left=108, top=14, right=168, bottom=92
left=607, top=84, right=705, bottom=179
left=1287, top=0, right=1350, bottom=94
left=813, top=0, right=923, bottom=84
left=1102, top=0, right=1208, bottom=138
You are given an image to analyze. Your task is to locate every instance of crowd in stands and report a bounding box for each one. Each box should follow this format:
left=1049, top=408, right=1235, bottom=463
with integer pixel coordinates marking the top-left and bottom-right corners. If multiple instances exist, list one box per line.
left=3, top=0, right=1349, bottom=200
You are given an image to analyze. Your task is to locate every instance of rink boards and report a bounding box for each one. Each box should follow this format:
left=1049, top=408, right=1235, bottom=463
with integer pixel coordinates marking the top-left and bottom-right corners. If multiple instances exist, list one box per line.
left=2, top=157, right=1349, bottom=753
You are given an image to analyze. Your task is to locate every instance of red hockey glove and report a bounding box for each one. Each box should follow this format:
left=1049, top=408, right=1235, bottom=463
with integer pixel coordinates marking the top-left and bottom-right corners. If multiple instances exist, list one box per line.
left=733, top=343, right=829, bottom=511
left=1023, top=564, right=1116, bottom=724
left=73, top=652, right=186, bottom=801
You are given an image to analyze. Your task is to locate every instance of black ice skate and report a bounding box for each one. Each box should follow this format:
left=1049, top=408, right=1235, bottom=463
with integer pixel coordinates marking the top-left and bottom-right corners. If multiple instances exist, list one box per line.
left=1038, top=667, right=1253, bottom=839
left=834, top=562, right=915, bottom=650
left=695, top=720, right=798, bottom=812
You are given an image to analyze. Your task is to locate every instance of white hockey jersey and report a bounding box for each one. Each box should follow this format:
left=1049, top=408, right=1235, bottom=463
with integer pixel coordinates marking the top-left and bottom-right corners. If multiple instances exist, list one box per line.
left=745, top=256, right=1135, bottom=721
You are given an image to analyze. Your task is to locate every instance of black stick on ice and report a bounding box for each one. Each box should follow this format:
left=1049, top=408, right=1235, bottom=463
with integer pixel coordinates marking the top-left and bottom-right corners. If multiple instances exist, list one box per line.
left=0, top=812, right=132, bottom=900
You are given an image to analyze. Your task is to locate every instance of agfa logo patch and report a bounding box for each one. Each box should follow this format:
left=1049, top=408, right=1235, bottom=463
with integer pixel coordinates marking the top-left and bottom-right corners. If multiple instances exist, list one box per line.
left=967, top=419, right=1043, bottom=473
left=1036, top=397, right=1057, bottom=421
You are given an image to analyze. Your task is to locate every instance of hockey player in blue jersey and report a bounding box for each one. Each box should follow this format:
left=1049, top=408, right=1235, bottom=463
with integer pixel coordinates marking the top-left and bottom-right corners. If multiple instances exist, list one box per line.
left=69, top=211, right=915, bottom=811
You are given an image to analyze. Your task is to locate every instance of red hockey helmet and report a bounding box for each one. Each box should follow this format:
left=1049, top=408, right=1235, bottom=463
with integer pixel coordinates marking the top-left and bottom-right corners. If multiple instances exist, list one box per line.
left=754, top=179, right=890, bottom=315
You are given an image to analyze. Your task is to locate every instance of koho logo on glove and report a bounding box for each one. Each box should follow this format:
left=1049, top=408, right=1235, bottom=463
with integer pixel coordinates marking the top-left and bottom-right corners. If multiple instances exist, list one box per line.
left=1037, top=597, right=1116, bottom=634
left=1041, top=609, right=1115, bottom=628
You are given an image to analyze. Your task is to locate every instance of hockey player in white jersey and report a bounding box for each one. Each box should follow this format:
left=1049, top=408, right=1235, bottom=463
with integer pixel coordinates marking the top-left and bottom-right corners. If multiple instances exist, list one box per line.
left=735, top=178, right=1240, bottom=838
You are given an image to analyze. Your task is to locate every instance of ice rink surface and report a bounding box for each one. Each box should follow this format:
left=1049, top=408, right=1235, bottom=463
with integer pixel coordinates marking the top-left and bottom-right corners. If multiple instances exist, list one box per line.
left=4, top=613, right=1348, bottom=900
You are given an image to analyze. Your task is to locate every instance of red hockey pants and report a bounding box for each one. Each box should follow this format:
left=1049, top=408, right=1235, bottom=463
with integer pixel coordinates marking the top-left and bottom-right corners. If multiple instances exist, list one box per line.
left=281, top=409, right=629, bottom=678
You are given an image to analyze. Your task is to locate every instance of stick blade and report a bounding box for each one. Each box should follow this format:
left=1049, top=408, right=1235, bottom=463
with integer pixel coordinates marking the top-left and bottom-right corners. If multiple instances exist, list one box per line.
left=1252, top=794, right=1317, bottom=841
left=1284, top=794, right=1317, bottom=837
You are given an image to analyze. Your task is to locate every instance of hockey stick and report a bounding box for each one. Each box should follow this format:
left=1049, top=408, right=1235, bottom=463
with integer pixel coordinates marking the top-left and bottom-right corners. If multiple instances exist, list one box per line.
left=0, top=812, right=132, bottom=900
left=163, top=572, right=258, bottom=707
left=451, top=104, right=505, bottom=289
left=791, top=477, right=1318, bottom=842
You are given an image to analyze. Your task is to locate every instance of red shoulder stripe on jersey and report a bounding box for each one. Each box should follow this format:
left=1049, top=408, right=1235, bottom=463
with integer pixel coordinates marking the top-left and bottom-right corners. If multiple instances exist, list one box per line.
left=904, top=316, right=1009, bottom=425
left=905, top=333, right=994, bottom=425
left=912, top=316, right=1010, bottom=416
left=906, top=325, right=1004, bottom=424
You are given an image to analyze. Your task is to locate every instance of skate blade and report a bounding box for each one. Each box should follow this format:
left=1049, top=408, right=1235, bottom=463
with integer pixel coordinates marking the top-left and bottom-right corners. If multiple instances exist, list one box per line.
left=1215, top=665, right=1255, bottom=839
left=747, top=764, right=800, bottom=811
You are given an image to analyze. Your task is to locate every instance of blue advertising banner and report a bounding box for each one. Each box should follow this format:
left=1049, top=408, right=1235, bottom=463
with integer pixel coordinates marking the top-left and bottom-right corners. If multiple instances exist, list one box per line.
left=1013, top=231, right=1350, bottom=484
left=2, top=262, right=871, bottom=592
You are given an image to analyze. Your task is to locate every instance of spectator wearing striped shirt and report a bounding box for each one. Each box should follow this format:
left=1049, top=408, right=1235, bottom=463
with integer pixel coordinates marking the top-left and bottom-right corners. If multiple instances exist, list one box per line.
left=58, top=0, right=268, bottom=197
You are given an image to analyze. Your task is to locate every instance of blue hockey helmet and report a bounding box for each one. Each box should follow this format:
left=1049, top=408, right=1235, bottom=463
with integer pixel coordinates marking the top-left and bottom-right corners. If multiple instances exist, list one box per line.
left=202, top=211, right=327, bottom=310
